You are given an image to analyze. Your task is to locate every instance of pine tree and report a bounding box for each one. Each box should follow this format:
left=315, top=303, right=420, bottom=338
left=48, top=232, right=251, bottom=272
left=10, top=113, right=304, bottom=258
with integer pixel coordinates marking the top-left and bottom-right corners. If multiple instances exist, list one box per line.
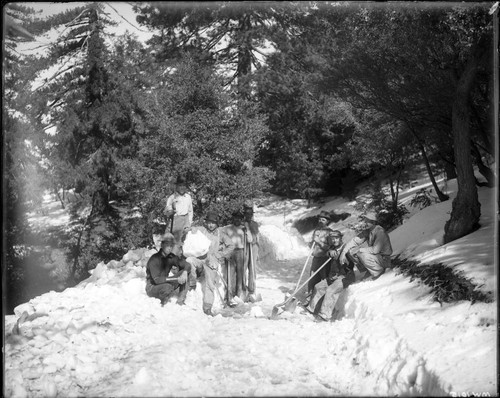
left=133, top=2, right=304, bottom=98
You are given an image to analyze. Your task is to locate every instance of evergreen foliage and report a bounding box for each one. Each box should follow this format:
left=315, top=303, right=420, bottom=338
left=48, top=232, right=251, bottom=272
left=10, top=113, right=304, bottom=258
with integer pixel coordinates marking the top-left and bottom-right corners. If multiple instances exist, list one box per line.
left=354, top=181, right=409, bottom=232
left=409, top=188, right=436, bottom=210
left=3, top=2, right=495, bottom=308
left=128, top=54, right=274, bottom=226
left=393, top=257, right=493, bottom=304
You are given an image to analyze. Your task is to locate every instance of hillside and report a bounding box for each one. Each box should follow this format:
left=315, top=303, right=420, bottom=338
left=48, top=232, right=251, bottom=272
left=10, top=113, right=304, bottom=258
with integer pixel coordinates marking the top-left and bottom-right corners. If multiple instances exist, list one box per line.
left=4, top=175, right=497, bottom=397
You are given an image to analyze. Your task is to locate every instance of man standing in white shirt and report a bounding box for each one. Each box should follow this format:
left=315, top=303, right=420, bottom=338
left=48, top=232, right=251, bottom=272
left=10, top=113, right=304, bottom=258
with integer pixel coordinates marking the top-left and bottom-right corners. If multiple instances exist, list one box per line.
left=164, top=176, right=194, bottom=244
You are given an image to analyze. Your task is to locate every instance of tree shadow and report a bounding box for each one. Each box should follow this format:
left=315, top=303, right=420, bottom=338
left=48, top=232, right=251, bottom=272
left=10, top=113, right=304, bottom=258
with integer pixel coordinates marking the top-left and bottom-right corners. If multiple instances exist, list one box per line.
left=5, top=250, right=62, bottom=315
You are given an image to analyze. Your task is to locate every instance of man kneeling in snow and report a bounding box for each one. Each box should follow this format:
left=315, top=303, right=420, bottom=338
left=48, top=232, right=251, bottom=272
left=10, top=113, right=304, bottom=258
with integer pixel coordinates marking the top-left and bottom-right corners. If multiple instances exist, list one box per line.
left=145, top=233, right=191, bottom=306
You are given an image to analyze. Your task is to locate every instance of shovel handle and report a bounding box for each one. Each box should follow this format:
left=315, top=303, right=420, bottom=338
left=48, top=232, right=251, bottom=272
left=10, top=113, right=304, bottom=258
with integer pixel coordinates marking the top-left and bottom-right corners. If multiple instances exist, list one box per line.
left=293, top=241, right=315, bottom=292
left=280, top=257, right=331, bottom=307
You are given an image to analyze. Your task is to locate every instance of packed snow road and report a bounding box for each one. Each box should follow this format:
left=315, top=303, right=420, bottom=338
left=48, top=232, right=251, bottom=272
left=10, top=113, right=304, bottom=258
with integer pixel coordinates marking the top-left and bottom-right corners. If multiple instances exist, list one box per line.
left=5, top=253, right=379, bottom=397
left=5, top=247, right=494, bottom=397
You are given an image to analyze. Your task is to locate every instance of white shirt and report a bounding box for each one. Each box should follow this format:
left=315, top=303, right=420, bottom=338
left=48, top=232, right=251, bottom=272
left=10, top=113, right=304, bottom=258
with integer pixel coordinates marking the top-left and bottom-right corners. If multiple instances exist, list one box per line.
left=165, top=192, right=193, bottom=224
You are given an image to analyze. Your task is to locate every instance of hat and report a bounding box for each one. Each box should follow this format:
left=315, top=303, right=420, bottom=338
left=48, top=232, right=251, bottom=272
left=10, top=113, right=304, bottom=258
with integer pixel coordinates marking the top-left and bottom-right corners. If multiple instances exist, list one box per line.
left=329, top=229, right=343, bottom=237
left=161, top=232, right=176, bottom=244
left=232, top=210, right=244, bottom=219
left=352, top=221, right=370, bottom=232
left=175, top=175, right=187, bottom=185
left=205, top=211, right=219, bottom=224
left=318, top=210, right=331, bottom=221
left=360, top=211, right=378, bottom=223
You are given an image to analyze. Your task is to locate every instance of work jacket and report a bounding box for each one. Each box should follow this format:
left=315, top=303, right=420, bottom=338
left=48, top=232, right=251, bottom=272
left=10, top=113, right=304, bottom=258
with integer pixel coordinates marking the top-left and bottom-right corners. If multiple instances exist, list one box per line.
left=192, top=226, right=234, bottom=269
left=311, top=227, right=333, bottom=257
left=363, top=225, right=393, bottom=256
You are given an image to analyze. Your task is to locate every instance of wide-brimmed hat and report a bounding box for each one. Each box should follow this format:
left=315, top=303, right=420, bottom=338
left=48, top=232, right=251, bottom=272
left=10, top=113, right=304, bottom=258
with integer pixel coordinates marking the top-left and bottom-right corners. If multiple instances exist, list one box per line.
left=205, top=211, right=219, bottom=224
left=318, top=210, right=331, bottom=221
left=360, top=211, right=378, bottom=224
left=352, top=221, right=371, bottom=233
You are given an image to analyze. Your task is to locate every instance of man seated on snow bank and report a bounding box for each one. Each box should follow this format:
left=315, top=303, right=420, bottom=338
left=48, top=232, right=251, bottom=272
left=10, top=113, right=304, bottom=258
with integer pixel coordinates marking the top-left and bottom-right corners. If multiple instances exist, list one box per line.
left=145, top=233, right=192, bottom=306
left=341, top=211, right=393, bottom=280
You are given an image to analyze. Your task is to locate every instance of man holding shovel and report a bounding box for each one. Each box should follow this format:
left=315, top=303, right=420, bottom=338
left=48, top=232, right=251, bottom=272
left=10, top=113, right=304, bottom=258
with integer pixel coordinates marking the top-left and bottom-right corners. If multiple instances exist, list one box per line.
left=305, top=210, right=334, bottom=305
left=145, top=233, right=191, bottom=306
left=305, top=229, right=345, bottom=314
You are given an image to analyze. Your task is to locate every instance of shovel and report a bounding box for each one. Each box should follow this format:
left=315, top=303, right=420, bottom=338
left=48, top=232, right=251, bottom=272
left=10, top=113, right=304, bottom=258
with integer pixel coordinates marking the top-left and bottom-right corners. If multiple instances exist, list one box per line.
left=270, top=257, right=331, bottom=320
left=282, top=242, right=316, bottom=312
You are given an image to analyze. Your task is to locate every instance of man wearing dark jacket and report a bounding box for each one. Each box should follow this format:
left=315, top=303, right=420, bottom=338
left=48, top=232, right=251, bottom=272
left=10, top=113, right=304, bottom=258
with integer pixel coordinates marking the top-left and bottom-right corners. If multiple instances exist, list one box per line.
left=146, top=233, right=191, bottom=306
left=306, top=210, right=334, bottom=301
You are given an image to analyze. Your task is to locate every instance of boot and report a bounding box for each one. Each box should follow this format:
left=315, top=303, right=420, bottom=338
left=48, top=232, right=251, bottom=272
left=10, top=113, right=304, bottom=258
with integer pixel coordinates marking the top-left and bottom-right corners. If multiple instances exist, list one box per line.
left=203, top=307, right=214, bottom=316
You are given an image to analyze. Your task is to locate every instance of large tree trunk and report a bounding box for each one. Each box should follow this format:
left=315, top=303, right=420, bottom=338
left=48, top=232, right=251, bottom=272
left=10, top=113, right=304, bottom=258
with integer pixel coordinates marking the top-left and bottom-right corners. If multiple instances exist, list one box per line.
left=236, top=14, right=252, bottom=99
left=444, top=42, right=484, bottom=243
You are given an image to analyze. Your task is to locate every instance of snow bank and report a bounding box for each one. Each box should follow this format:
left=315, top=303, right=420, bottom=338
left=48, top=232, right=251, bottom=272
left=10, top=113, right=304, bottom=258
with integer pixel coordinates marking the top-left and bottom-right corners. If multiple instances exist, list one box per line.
left=259, top=224, right=309, bottom=262
left=389, top=185, right=496, bottom=294
left=329, top=271, right=497, bottom=396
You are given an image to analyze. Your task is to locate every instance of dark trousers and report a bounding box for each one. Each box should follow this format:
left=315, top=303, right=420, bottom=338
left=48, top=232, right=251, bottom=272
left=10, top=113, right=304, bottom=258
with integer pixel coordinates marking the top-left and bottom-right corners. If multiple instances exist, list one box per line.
left=146, top=276, right=188, bottom=305
left=225, top=249, right=245, bottom=300
left=308, top=256, right=331, bottom=294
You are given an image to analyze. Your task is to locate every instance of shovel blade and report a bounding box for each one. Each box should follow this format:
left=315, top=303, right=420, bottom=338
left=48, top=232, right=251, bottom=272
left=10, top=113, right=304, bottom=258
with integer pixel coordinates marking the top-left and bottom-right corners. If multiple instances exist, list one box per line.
left=283, top=297, right=298, bottom=313
left=270, top=305, right=282, bottom=320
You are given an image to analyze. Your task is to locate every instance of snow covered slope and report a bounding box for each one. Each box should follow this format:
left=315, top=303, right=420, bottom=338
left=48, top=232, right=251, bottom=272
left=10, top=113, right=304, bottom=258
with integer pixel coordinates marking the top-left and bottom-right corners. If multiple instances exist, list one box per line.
left=6, top=178, right=497, bottom=397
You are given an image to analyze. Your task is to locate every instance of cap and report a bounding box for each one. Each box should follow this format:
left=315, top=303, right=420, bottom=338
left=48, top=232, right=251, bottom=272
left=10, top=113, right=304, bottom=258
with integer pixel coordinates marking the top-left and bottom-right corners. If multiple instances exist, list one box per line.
left=161, top=232, right=176, bottom=244
left=205, top=211, right=219, bottom=224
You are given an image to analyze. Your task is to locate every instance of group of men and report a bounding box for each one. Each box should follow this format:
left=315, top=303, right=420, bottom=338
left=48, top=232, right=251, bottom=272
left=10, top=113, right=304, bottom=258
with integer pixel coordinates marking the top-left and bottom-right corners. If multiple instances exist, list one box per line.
left=303, top=209, right=393, bottom=322
left=146, top=176, right=260, bottom=316
left=145, top=176, right=393, bottom=320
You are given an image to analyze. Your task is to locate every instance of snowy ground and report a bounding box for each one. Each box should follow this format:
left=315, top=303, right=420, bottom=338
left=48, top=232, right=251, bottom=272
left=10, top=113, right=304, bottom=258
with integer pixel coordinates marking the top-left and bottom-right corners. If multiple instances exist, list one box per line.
left=5, top=178, right=497, bottom=397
